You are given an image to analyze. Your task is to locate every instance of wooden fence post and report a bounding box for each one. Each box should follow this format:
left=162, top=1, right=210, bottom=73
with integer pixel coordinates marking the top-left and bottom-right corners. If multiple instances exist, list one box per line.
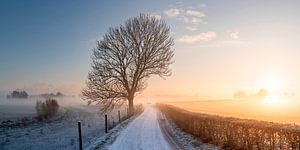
left=78, top=122, right=83, bottom=150
left=127, top=108, right=129, bottom=117
left=118, top=110, right=121, bottom=123
left=105, top=114, right=108, bottom=133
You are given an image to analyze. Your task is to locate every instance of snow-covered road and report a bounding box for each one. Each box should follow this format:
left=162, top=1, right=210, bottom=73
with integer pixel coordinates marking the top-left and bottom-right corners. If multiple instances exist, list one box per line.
left=109, top=105, right=172, bottom=150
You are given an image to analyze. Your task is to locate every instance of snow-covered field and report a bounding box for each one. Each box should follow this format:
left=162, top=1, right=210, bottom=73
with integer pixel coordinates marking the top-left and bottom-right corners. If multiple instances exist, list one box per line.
left=0, top=97, right=127, bottom=150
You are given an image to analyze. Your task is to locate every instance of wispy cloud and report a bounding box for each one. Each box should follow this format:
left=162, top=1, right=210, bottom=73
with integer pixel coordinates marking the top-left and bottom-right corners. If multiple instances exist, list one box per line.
left=163, top=4, right=206, bottom=31
left=183, top=10, right=206, bottom=25
left=178, top=32, right=217, bottom=44
left=230, top=31, right=240, bottom=39
left=164, top=8, right=180, bottom=17
left=186, top=10, right=205, bottom=18
left=186, top=26, right=198, bottom=31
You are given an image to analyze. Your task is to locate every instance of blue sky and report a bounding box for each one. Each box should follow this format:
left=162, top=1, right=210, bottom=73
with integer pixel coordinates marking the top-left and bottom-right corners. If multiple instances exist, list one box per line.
left=0, top=0, right=166, bottom=94
left=1, top=0, right=300, bottom=98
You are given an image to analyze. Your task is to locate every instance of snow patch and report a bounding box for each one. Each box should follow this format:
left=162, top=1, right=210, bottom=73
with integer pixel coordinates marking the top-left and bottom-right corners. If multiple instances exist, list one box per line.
left=158, top=110, right=222, bottom=150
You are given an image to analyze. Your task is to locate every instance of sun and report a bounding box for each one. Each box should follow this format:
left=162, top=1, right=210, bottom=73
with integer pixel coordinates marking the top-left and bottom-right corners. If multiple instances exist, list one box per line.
left=261, top=74, right=283, bottom=93
left=259, top=73, right=287, bottom=106
left=262, top=96, right=282, bottom=106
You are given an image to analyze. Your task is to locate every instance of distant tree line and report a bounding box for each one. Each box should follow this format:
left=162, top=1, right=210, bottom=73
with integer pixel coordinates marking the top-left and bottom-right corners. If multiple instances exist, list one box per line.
left=6, top=90, right=64, bottom=99
left=233, top=89, right=268, bottom=99
left=157, top=104, right=300, bottom=150
left=7, top=90, right=29, bottom=99
left=40, top=92, right=64, bottom=98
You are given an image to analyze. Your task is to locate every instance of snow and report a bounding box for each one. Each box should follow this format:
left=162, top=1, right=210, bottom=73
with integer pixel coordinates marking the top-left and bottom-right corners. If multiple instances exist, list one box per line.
left=87, top=115, right=136, bottom=150
left=109, top=105, right=172, bottom=150
left=1, top=96, right=222, bottom=150
left=157, top=110, right=222, bottom=150
left=0, top=97, right=126, bottom=150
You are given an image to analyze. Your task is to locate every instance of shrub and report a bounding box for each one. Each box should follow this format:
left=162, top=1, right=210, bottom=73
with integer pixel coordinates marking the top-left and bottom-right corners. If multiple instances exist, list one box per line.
left=36, top=98, right=59, bottom=120
left=134, top=104, right=144, bottom=114
left=157, top=104, right=300, bottom=150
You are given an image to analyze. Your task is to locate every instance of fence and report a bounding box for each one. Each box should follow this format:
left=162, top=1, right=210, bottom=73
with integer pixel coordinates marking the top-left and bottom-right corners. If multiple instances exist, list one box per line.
left=105, top=104, right=143, bottom=131
left=157, top=104, right=300, bottom=150
left=77, top=104, right=144, bottom=150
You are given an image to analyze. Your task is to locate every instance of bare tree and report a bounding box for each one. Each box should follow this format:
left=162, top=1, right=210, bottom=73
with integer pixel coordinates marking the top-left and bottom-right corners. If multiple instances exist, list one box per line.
left=82, top=14, right=174, bottom=115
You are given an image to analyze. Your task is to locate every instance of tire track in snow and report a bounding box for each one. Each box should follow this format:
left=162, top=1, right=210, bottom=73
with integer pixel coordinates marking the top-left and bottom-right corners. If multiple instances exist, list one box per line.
left=109, top=105, right=172, bottom=150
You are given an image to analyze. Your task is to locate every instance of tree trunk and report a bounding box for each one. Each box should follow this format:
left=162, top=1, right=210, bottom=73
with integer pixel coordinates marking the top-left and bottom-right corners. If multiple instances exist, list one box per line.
left=128, top=97, right=134, bottom=116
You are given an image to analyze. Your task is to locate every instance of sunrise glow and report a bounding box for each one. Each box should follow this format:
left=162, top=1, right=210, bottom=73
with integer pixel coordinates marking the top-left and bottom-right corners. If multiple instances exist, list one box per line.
left=1, top=1, right=300, bottom=149
left=259, top=73, right=284, bottom=95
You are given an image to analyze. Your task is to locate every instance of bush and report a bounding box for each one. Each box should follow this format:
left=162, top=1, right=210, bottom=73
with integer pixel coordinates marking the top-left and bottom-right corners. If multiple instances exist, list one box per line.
left=157, top=104, right=300, bottom=150
left=36, top=98, right=59, bottom=120
left=134, top=104, right=144, bottom=114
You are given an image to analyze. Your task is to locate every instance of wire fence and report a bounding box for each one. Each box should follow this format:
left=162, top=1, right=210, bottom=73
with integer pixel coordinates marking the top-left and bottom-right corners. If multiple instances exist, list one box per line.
left=77, top=104, right=144, bottom=150
left=77, top=108, right=129, bottom=150
left=0, top=96, right=145, bottom=150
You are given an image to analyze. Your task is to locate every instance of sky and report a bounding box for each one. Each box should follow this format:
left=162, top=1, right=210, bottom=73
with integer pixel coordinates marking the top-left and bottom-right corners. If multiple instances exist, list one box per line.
left=1, top=0, right=300, bottom=99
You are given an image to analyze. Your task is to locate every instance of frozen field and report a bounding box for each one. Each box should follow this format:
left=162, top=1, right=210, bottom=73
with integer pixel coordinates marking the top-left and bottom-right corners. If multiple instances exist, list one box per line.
left=0, top=97, right=126, bottom=150
left=166, top=98, right=300, bottom=125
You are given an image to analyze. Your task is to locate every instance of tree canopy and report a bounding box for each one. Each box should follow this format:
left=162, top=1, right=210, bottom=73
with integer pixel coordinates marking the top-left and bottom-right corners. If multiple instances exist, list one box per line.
left=82, top=14, right=174, bottom=114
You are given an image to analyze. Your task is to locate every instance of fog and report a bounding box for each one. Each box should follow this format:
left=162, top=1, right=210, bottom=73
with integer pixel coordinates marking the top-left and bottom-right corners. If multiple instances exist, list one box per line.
left=0, top=96, right=127, bottom=150
left=0, top=96, right=86, bottom=122
left=166, top=98, right=300, bottom=125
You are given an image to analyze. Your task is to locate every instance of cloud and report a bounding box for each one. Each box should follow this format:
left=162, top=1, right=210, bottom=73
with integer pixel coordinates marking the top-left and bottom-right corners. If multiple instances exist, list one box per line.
left=230, top=31, right=239, bottom=39
left=179, top=10, right=205, bottom=25
left=178, top=32, right=217, bottom=44
left=164, top=8, right=180, bottom=17
left=163, top=4, right=206, bottom=31
left=186, top=10, right=205, bottom=18
left=190, top=17, right=203, bottom=24
left=186, top=26, right=198, bottom=31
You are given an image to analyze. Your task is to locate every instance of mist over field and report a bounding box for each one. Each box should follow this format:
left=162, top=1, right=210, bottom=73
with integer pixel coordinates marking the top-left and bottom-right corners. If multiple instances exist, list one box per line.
left=0, top=96, right=82, bottom=120
left=1, top=0, right=300, bottom=149
left=166, top=98, right=300, bottom=125
left=0, top=96, right=127, bottom=150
